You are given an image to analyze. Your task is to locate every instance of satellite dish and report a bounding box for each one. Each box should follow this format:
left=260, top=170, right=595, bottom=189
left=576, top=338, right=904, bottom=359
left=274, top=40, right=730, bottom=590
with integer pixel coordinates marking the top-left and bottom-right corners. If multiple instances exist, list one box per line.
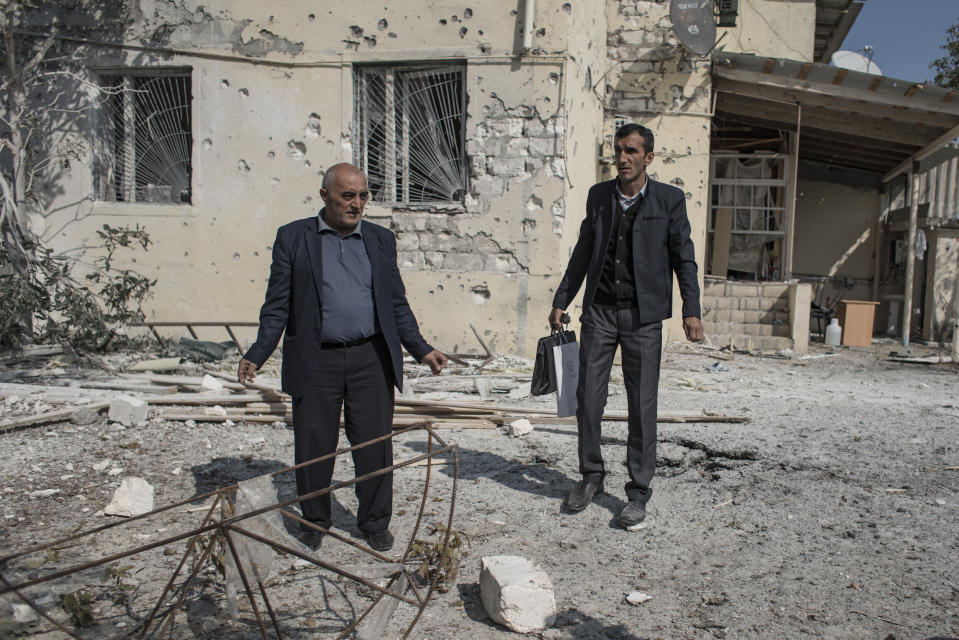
left=831, top=50, right=883, bottom=75
left=670, top=0, right=716, bottom=56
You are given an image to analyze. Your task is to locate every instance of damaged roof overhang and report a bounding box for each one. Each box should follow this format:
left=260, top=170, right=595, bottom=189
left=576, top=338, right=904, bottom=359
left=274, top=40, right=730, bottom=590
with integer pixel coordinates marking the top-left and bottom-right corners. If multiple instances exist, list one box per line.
left=712, top=52, right=959, bottom=177
left=814, top=0, right=863, bottom=64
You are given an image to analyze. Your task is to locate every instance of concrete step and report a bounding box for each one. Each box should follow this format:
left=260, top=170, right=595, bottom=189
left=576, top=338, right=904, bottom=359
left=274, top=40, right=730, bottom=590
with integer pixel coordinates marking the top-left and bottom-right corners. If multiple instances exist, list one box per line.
left=706, top=334, right=793, bottom=352
left=704, top=320, right=790, bottom=338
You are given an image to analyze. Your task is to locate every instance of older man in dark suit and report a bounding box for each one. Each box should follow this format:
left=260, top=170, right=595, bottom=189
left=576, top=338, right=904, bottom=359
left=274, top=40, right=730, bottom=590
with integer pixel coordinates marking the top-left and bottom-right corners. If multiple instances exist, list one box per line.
left=549, top=123, right=703, bottom=529
left=238, top=163, right=446, bottom=551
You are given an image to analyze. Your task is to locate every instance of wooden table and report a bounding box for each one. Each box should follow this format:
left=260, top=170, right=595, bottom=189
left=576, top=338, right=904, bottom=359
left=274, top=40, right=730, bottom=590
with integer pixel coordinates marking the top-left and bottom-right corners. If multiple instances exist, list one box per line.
left=837, top=300, right=880, bottom=347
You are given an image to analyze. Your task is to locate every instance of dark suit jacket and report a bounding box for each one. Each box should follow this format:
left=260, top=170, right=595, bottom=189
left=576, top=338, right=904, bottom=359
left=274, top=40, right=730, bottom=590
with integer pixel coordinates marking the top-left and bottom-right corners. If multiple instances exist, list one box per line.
left=243, top=215, right=434, bottom=397
left=552, top=177, right=701, bottom=322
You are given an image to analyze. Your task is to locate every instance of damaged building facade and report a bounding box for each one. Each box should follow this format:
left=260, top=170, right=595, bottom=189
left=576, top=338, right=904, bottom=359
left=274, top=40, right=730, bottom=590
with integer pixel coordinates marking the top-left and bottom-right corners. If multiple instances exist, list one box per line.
left=28, top=0, right=959, bottom=355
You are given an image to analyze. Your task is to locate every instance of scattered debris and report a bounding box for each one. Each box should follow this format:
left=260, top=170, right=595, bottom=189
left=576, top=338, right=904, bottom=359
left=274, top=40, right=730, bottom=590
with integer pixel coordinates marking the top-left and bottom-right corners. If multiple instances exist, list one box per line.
left=480, top=555, right=556, bottom=634
left=507, top=418, right=534, bottom=437
left=104, top=477, right=155, bottom=517
left=625, top=590, right=653, bottom=605
left=108, top=395, right=149, bottom=427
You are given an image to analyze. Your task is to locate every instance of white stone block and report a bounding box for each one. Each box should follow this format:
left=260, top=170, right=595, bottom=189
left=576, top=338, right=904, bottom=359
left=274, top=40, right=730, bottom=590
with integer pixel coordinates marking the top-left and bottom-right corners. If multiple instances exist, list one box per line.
left=108, top=395, right=148, bottom=427
left=480, top=556, right=556, bottom=634
left=507, top=419, right=534, bottom=437
left=200, top=374, right=224, bottom=390
left=104, top=477, right=154, bottom=517
left=12, top=603, right=38, bottom=623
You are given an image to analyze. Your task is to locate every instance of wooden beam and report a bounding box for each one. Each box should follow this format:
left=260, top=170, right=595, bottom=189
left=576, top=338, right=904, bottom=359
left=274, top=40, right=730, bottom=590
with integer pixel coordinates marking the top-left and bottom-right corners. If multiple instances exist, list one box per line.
left=832, top=68, right=848, bottom=85
left=784, top=114, right=800, bottom=279
left=762, top=58, right=775, bottom=74
left=713, top=66, right=959, bottom=119
left=904, top=84, right=922, bottom=98
left=882, top=122, right=959, bottom=182
left=717, top=92, right=944, bottom=147
left=945, top=91, right=958, bottom=103
left=798, top=63, right=811, bottom=80
left=710, top=208, right=732, bottom=277
left=903, top=162, right=921, bottom=347
left=867, top=77, right=881, bottom=92
left=714, top=77, right=959, bottom=128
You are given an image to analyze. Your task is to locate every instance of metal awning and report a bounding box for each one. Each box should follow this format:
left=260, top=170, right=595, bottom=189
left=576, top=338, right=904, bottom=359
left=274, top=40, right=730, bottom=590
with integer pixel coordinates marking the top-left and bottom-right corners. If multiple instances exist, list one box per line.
left=712, top=52, right=959, bottom=177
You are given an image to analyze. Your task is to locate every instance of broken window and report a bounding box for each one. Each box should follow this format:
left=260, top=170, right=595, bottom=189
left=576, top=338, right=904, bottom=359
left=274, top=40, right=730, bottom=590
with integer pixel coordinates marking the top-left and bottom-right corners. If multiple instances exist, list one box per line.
left=353, top=64, right=467, bottom=205
left=94, top=69, right=192, bottom=204
left=708, top=154, right=788, bottom=280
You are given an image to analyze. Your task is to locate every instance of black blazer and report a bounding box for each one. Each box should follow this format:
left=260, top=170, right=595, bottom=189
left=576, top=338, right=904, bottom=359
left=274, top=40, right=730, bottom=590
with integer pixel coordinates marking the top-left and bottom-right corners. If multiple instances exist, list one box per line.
left=552, top=177, right=701, bottom=322
left=243, top=216, right=434, bottom=397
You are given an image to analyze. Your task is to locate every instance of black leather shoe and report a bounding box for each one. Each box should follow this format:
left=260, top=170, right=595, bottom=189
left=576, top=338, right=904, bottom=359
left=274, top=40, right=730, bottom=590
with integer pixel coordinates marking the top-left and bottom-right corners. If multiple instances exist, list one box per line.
left=616, top=500, right=647, bottom=529
left=299, top=523, right=326, bottom=549
left=565, top=479, right=603, bottom=512
left=366, top=529, right=394, bottom=552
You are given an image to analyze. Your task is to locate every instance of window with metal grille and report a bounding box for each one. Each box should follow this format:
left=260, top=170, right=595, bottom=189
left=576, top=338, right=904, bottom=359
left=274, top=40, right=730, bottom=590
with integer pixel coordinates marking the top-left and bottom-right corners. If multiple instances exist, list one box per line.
left=94, top=69, right=192, bottom=204
left=353, top=64, right=467, bottom=205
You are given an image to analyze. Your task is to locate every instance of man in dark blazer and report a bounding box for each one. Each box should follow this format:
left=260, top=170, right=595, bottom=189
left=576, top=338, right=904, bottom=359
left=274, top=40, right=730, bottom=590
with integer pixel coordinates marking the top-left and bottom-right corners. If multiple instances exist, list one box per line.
left=238, top=163, right=447, bottom=551
left=548, top=123, right=703, bottom=529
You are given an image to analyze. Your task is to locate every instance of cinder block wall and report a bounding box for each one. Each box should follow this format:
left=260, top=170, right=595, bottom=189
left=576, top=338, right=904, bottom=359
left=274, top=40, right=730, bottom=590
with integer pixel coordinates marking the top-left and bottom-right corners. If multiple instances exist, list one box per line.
left=701, top=280, right=796, bottom=352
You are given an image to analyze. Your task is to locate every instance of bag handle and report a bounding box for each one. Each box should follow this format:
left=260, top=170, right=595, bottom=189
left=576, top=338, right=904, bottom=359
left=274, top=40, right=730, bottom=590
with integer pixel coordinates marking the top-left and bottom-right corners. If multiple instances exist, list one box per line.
left=551, top=312, right=571, bottom=338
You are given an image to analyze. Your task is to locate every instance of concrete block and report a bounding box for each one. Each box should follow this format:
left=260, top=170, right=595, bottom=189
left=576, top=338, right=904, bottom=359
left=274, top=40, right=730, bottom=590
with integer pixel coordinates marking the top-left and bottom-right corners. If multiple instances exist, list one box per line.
left=763, top=336, right=793, bottom=352
left=728, top=309, right=745, bottom=323
left=109, top=395, right=148, bottom=427
left=506, top=137, right=530, bottom=158
left=480, top=556, right=556, bottom=634
left=703, top=282, right=726, bottom=296
left=507, top=419, right=534, bottom=437
left=708, top=334, right=732, bottom=347
left=487, top=119, right=524, bottom=137
left=104, top=477, right=154, bottom=517
left=744, top=297, right=762, bottom=311
left=774, top=324, right=791, bottom=338
left=717, top=296, right=736, bottom=310
left=529, top=136, right=559, bottom=157
left=443, top=253, right=486, bottom=271
left=759, top=283, right=789, bottom=297
left=744, top=324, right=762, bottom=336
left=490, top=157, right=528, bottom=177
left=758, top=324, right=774, bottom=337
left=395, top=232, right=420, bottom=251
left=727, top=284, right=757, bottom=297
left=744, top=310, right=762, bottom=324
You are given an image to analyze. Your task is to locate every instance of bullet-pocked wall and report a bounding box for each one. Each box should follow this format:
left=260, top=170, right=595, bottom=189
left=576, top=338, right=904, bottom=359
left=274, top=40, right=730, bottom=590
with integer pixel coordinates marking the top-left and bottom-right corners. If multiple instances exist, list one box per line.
left=39, top=0, right=608, bottom=357
left=599, top=0, right=712, bottom=342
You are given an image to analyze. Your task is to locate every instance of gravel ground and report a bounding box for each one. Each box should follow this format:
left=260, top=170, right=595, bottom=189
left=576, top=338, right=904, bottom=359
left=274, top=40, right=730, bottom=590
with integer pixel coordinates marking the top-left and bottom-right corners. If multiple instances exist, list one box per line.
left=0, top=340, right=957, bottom=639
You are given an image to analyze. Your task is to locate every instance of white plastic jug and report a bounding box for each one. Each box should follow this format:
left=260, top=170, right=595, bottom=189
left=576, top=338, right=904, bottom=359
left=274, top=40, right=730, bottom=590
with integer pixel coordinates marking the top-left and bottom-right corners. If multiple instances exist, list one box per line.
left=825, top=317, right=842, bottom=347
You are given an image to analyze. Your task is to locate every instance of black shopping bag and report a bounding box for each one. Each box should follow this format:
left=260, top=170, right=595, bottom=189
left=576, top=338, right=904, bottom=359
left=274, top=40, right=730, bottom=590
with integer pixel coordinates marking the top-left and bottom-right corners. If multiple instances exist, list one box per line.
left=531, top=329, right=576, bottom=396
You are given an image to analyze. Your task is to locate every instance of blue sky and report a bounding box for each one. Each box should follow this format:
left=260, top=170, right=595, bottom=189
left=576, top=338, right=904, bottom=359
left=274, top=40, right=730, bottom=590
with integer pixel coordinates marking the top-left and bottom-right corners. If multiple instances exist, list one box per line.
left=840, top=0, right=958, bottom=83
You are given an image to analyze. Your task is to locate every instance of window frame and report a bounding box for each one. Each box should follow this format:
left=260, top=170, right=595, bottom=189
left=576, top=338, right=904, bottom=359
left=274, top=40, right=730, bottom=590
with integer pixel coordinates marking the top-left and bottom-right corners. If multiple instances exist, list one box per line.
left=352, top=62, right=468, bottom=207
left=92, top=66, right=194, bottom=206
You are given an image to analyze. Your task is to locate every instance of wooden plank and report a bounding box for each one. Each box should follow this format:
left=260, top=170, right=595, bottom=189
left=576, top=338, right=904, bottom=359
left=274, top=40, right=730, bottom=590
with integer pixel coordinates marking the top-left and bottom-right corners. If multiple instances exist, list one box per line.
left=945, top=91, right=958, bottom=104
left=762, top=58, right=775, bottom=74
left=867, top=77, right=882, bottom=92
left=0, top=401, right=111, bottom=433
left=882, top=123, right=959, bottom=181
left=797, top=63, right=811, bottom=80
left=79, top=381, right=178, bottom=394
left=717, top=92, right=942, bottom=147
left=832, top=68, right=847, bottom=85
left=710, top=207, right=733, bottom=277
left=904, top=84, right=921, bottom=97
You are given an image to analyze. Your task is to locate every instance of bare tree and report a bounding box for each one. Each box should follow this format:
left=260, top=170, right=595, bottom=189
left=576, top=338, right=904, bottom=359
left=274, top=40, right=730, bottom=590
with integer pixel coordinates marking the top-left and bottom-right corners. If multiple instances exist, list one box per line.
left=0, top=0, right=154, bottom=350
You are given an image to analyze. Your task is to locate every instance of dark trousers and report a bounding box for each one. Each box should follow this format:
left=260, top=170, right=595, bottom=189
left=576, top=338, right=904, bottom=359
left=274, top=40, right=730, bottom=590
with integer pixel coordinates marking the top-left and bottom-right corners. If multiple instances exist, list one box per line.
left=291, top=337, right=394, bottom=534
left=576, top=304, right=662, bottom=503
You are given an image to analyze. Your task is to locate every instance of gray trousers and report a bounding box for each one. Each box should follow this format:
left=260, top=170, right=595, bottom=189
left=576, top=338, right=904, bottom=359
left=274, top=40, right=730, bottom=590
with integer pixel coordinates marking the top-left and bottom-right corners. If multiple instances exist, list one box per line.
left=576, top=304, right=662, bottom=502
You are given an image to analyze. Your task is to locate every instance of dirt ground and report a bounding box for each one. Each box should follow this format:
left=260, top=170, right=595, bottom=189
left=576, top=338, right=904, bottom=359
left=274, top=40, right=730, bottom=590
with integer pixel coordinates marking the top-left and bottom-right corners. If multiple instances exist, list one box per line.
left=0, top=338, right=957, bottom=639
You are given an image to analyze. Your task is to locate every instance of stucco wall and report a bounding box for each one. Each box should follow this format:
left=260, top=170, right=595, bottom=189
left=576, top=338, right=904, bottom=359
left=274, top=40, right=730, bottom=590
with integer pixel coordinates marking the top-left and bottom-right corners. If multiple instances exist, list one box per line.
left=39, top=0, right=609, bottom=357
left=603, top=0, right=711, bottom=341
left=793, top=165, right=880, bottom=306
left=718, top=0, right=816, bottom=61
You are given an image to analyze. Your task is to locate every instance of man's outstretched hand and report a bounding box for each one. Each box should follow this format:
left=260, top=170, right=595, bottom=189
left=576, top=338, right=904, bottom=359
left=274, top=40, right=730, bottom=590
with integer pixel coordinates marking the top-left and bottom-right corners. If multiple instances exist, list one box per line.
left=421, top=350, right=448, bottom=375
left=683, top=316, right=704, bottom=342
left=237, top=358, right=258, bottom=384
